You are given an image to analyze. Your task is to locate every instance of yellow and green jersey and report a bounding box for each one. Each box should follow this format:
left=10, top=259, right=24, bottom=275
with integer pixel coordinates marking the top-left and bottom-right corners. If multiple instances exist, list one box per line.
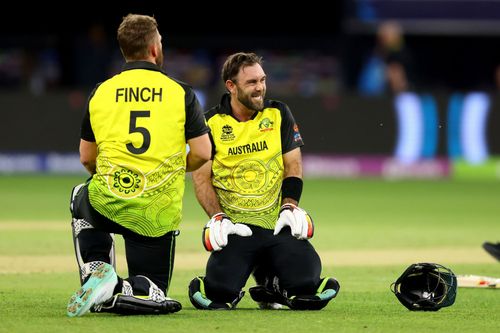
left=206, top=93, right=304, bottom=229
left=81, top=61, right=209, bottom=237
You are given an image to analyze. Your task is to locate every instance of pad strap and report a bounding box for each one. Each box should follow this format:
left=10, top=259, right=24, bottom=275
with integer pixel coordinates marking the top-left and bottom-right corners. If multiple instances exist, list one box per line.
left=80, top=261, right=107, bottom=282
left=72, top=218, right=93, bottom=237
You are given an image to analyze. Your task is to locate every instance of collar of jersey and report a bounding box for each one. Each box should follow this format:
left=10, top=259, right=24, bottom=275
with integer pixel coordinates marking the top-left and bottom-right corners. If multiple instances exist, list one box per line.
left=122, top=61, right=164, bottom=73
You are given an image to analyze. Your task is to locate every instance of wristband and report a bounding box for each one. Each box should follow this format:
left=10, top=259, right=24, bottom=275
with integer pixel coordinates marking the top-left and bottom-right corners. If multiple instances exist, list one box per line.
left=281, top=177, right=303, bottom=203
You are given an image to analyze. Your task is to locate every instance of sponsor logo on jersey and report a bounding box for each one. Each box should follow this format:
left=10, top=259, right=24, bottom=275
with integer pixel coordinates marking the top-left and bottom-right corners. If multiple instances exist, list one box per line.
left=228, top=140, right=268, bottom=155
left=258, top=118, right=274, bottom=132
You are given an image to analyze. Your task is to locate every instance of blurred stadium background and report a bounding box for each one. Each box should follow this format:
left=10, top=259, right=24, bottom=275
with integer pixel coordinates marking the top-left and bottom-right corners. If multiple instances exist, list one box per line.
left=1, top=0, right=500, bottom=179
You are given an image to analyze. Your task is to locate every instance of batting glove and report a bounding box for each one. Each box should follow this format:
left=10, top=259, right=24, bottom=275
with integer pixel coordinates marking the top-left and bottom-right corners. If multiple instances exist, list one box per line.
left=202, top=213, right=252, bottom=251
left=273, top=203, right=314, bottom=240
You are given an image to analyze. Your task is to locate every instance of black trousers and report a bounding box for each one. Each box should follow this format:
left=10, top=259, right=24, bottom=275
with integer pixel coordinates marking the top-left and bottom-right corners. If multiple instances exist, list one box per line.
left=72, top=184, right=177, bottom=294
left=204, top=225, right=322, bottom=303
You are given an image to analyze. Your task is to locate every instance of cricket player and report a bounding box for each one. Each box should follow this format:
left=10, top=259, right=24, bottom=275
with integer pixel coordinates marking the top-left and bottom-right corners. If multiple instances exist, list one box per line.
left=188, top=52, right=339, bottom=310
left=66, top=14, right=211, bottom=317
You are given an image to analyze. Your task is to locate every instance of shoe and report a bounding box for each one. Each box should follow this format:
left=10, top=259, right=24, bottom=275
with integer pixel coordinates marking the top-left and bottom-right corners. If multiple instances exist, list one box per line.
left=96, top=294, right=182, bottom=315
left=248, top=285, right=284, bottom=310
left=188, top=276, right=242, bottom=310
left=249, top=275, right=285, bottom=310
left=286, top=277, right=340, bottom=310
left=319, top=277, right=341, bottom=299
left=96, top=278, right=182, bottom=315
left=483, top=242, right=500, bottom=261
left=67, top=263, right=118, bottom=317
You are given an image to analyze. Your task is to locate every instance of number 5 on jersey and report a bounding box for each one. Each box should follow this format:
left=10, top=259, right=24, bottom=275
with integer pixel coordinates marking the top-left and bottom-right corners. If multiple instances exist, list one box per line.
left=126, top=111, right=151, bottom=154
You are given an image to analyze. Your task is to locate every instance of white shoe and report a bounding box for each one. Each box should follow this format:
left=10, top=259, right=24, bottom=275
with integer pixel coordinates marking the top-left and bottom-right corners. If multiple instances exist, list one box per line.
left=67, top=263, right=118, bottom=317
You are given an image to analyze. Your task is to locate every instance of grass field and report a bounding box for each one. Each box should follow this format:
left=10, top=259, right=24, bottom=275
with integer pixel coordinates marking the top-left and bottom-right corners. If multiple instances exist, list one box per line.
left=0, top=175, right=499, bottom=333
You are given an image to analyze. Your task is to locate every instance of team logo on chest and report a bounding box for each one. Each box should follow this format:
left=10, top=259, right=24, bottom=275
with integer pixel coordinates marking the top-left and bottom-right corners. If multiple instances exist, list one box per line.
left=221, top=124, right=235, bottom=141
left=259, top=118, right=274, bottom=132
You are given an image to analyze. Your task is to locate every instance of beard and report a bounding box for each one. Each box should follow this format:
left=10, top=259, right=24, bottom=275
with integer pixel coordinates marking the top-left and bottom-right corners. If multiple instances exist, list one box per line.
left=236, top=85, right=265, bottom=111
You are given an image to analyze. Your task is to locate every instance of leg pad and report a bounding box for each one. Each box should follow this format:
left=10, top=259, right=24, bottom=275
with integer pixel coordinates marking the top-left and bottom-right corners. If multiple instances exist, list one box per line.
left=96, top=276, right=182, bottom=315
left=98, top=294, right=181, bottom=315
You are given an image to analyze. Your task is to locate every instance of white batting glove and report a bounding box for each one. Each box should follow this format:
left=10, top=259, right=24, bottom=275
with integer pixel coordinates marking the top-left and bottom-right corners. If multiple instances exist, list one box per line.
left=273, top=203, right=314, bottom=240
left=202, top=213, right=253, bottom=251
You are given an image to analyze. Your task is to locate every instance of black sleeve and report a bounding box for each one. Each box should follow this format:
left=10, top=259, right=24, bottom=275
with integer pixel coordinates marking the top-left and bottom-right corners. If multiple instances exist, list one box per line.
left=185, top=88, right=210, bottom=140
left=208, top=131, right=216, bottom=160
left=80, top=108, right=95, bottom=141
left=280, top=102, right=304, bottom=153
left=80, top=87, right=98, bottom=142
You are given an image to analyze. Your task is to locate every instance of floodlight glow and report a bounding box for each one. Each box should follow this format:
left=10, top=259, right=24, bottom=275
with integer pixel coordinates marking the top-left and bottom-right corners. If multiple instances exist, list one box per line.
left=394, top=93, right=423, bottom=164
left=460, top=92, right=490, bottom=164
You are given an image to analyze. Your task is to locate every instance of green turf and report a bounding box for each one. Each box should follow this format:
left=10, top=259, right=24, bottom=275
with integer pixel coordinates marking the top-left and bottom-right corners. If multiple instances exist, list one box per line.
left=0, top=175, right=499, bottom=333
left=1, top=266, right=499, bottom=333
left=453, top=158, right=500, bottom=180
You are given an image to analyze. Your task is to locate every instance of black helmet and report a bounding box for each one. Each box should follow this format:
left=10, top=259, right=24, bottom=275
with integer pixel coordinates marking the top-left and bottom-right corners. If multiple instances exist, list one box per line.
left=391, top=263, right=457, bottom=311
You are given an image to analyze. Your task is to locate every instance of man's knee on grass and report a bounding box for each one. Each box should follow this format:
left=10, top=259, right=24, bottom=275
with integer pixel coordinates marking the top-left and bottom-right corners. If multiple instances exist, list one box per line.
left=188, top=276, right=244, bottom=310
left=249, top=276, right=340, bottom=310
left=285, top=277, right=340, bottom=310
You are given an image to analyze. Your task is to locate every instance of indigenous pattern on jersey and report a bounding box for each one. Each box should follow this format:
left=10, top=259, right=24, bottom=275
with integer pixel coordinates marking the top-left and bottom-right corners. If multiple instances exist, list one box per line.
left=206, top=94, right=303, bottom=229
left=81, top=62, right=208, bottom=237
